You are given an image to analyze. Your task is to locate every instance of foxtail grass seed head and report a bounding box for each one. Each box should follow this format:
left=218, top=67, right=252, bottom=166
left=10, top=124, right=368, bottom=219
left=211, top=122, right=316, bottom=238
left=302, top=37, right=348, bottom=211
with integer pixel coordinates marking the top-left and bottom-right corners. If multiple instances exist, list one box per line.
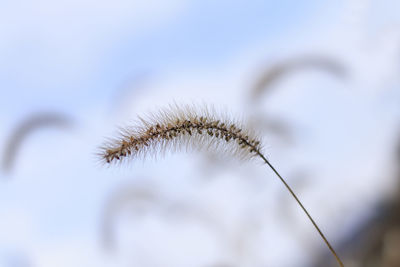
left=2, top=112, right=72, bottom=173
left=251, top=55, right=347, bottom=101
left=102, top=183, right=160, bottom=250
left=99, top=104, right=263, bottom=165
left=98, top=103, right=344, bottom=267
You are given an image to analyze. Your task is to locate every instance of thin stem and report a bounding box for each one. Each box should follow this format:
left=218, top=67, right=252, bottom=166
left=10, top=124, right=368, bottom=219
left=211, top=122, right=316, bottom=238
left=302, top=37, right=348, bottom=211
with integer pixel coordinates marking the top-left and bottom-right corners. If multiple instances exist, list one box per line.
left=257, top=152, right=344, bottom=267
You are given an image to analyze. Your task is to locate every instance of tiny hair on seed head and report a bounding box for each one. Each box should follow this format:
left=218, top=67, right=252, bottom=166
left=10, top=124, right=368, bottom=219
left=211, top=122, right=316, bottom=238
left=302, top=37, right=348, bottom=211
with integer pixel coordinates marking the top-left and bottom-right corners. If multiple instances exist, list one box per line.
left=99, top=103, right=263, bottom=165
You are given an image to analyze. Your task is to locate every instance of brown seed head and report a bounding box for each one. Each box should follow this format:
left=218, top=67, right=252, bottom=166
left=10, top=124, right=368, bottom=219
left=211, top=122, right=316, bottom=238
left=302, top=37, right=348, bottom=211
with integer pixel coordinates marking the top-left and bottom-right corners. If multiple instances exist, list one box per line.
left=99, top=104, right=263, bottom=164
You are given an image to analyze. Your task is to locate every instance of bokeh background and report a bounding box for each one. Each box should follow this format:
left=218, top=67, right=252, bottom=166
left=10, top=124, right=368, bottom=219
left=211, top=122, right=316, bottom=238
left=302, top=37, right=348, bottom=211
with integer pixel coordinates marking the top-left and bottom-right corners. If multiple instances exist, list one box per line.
left=1, top=0, right=400, bottom=266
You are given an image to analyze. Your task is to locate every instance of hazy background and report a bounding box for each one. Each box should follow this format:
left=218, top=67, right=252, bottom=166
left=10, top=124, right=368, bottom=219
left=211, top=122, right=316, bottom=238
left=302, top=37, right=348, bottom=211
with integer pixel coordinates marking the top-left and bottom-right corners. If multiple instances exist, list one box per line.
left=1, top=0, right=400, bottom=266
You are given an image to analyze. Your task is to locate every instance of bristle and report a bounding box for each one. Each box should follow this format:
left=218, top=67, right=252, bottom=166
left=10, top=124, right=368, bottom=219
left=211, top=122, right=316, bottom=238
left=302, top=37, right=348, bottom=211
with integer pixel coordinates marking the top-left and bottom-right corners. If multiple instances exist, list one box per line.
left=99, top=104, right=263, bottom=164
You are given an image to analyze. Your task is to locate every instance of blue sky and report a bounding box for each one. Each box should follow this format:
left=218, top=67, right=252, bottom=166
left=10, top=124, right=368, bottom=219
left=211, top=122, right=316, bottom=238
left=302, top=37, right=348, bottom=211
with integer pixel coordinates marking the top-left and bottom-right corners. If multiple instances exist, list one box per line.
left=1, top=1, right=400, bottom=266
left=0, top=0, right=343, bottom=117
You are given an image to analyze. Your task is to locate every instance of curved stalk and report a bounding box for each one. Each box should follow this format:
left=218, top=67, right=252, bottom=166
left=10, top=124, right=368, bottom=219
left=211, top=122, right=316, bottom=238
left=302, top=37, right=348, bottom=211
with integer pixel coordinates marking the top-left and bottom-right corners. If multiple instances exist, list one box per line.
left=258, top=152, right=343, bottom=267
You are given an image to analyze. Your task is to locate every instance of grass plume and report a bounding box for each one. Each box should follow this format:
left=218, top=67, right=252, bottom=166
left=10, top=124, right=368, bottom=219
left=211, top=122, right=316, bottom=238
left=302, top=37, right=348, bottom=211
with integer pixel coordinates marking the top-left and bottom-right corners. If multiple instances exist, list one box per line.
left=101, top=182, right=160, bottom=250
left=101, top=180, right=225, bottom=252
left=2, top=112, right=72, bottom=173
left=100, top=104, right=262, bottom=164
left=98, top=103, right=344, bottom=267
left=251, top=55, right=347, bottom=101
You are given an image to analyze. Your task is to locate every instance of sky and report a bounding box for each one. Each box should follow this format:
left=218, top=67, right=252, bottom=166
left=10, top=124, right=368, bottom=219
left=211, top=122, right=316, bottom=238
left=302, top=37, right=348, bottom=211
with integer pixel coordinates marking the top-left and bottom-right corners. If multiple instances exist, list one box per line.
left=1, top=0, right=400, bottom=267
left=0, top=0, right=343, bottom=114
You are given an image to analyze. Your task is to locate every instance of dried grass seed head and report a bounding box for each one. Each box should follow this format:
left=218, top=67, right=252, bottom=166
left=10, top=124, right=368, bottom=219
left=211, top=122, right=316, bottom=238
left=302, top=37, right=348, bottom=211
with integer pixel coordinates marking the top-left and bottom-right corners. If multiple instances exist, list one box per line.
left=99, top=103, right=264, bottom=164
left=2, top=112, right=73, bottom=173
left=98, top=103, right=344, bottom=267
